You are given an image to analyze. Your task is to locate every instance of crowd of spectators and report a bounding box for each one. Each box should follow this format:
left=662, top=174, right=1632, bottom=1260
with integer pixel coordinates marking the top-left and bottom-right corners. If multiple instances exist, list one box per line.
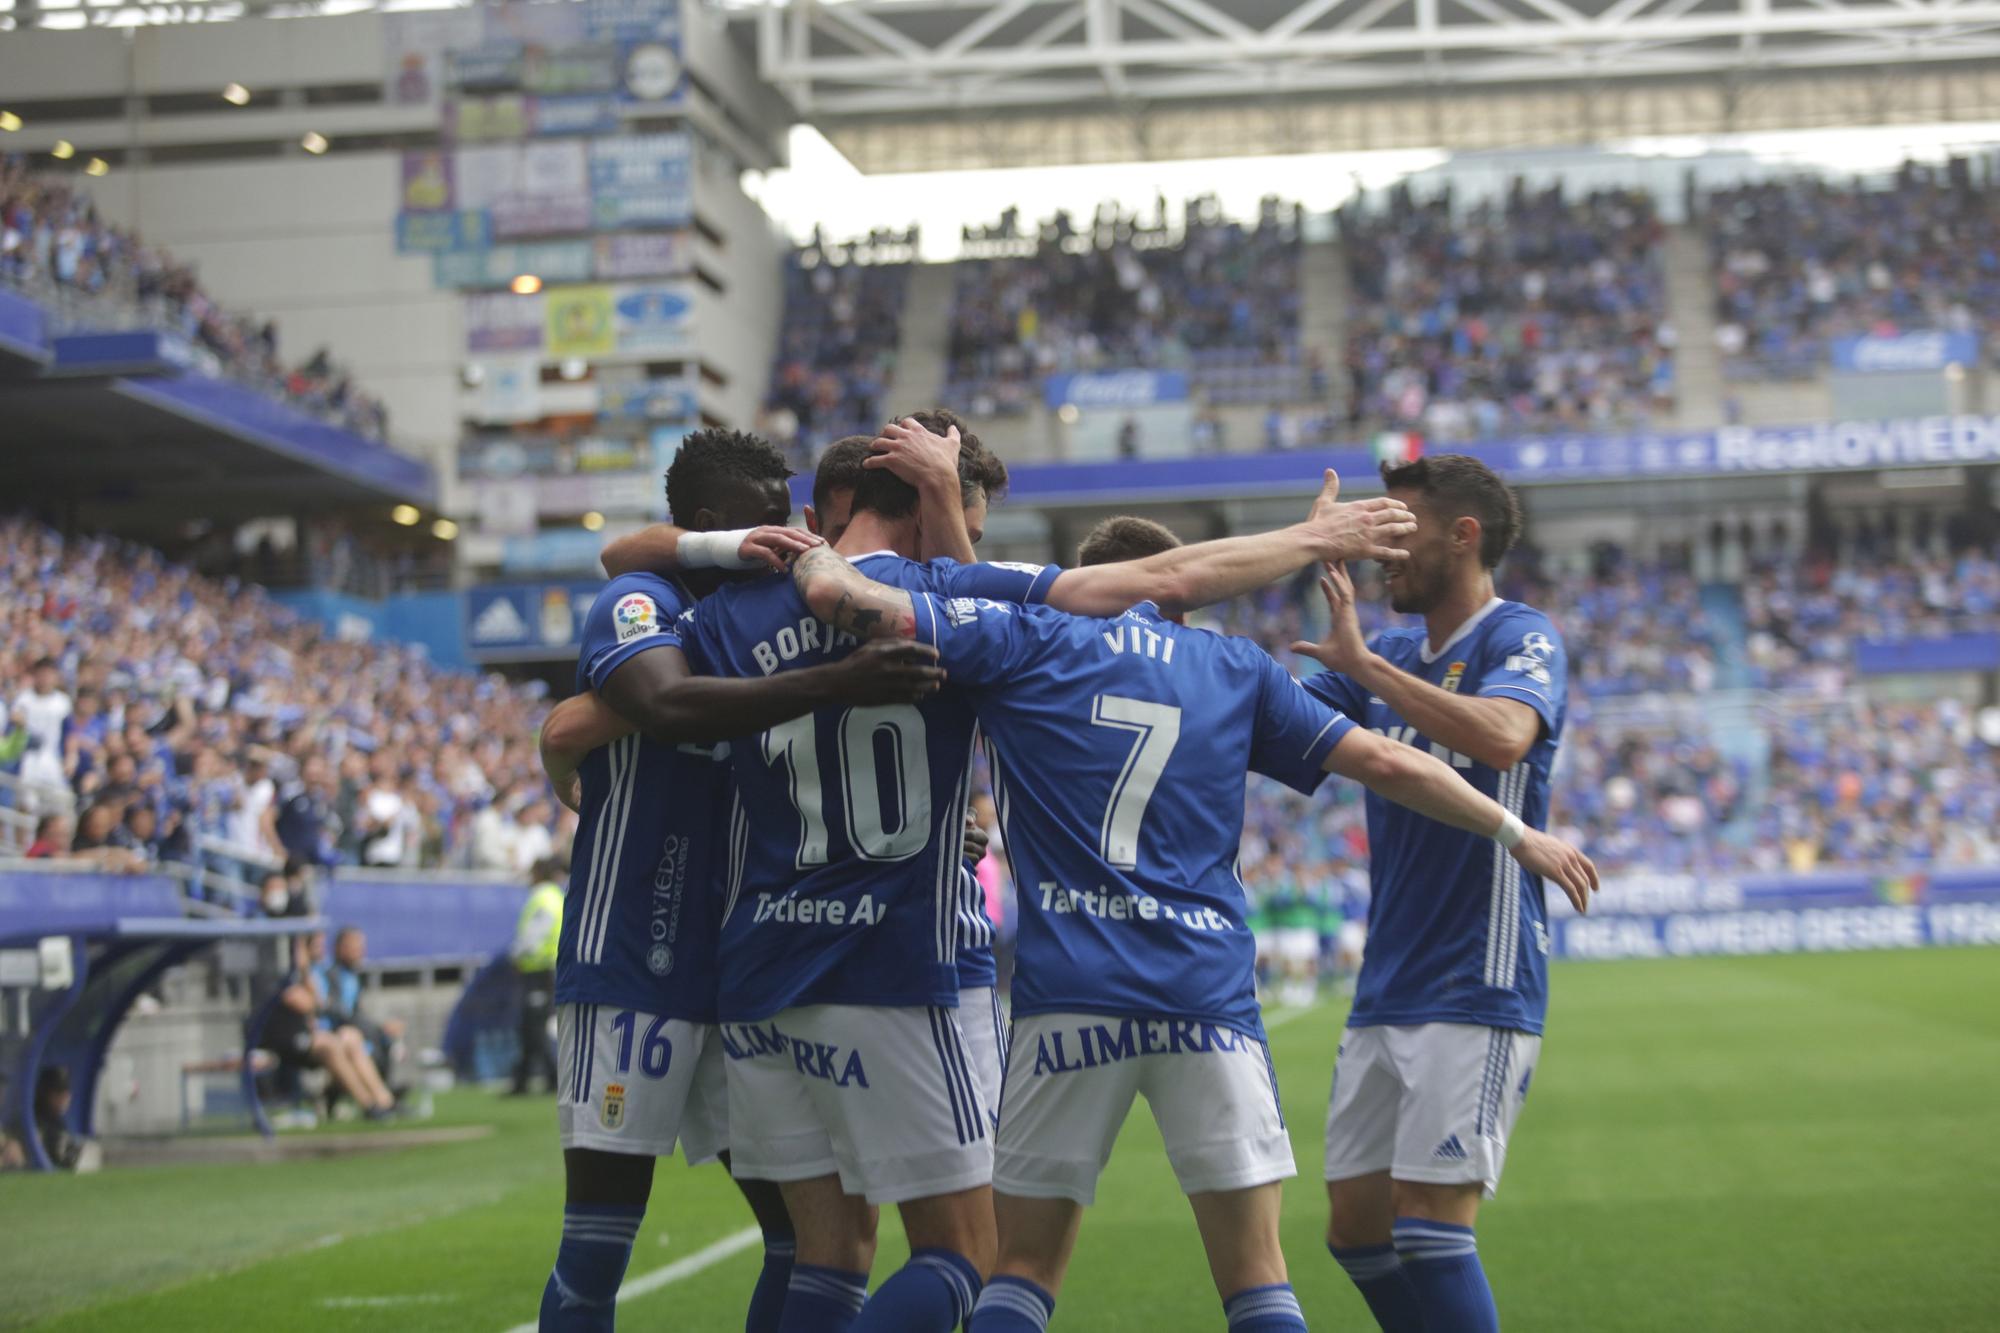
left=944, top=195, right=1305, bottom=416
left=1186, top=535, right=2000, bottom=877
left=759, top=230, right=916, bottom=468
left=1744, top=541, right=2000, bottom=688
left=1704, top=158, right=2000, bottom=380
left=0, top=518, right=567, bottom=892
left=1336, top=181, right=1674, bottom=440
left=0, top=155, right=388, bottom=439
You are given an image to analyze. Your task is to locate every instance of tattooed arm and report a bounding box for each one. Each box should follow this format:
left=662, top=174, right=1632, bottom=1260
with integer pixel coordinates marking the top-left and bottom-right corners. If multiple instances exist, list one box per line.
left=792, top=545, right=922, bottom=642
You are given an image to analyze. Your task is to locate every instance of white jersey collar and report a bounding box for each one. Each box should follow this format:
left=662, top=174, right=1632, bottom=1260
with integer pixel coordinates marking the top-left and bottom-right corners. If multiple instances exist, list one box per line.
left=1420, top=596, right=1505, bottom=665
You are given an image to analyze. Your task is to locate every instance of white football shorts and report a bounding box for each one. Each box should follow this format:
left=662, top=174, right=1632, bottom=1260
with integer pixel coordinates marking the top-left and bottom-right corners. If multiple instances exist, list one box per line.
left=1322, top=1022, right=1541, bottom=1198
left=555, top=1002, right=728, bottom=1163
left=1276, top=926, right=1321, bottom=965
left=719, top=1003, right=994, bottom=1205
left=994, top=1011, right=1294, bottom=1206
left=960, top=985, right=1009, bottom=1137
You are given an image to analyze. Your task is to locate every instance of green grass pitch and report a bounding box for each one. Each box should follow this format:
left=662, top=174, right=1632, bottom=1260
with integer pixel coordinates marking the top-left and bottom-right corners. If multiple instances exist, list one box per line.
left=4, top=949, right=1997, bottom=1331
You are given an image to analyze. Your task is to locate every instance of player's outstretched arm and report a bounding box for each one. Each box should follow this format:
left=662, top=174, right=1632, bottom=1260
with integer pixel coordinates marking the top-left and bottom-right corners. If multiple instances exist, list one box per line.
left=792, top=545, right=924, bottom=641
left=1293, top=563, right=1542, bottom=770
left=599, top=523, right=821, bottom=578
left=1043, top=470, right=1416, bottom=617
left=1324, top=729, right=1599, bottom=914
left=600, top=638, right=941, bottom=747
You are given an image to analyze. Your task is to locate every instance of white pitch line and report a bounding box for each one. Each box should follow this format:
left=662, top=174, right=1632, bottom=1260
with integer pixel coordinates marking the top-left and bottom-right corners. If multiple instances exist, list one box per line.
left=1264, top=999, right=1327, bottom=1033
left=501, top=1226, right=762, bottom=1333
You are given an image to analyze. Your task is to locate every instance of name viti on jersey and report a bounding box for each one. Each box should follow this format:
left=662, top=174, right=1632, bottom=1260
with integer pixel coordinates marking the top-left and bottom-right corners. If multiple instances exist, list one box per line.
left=1030, top=1017, right=1256, bottom=1076
left=750, top=889, right=886, bottom=926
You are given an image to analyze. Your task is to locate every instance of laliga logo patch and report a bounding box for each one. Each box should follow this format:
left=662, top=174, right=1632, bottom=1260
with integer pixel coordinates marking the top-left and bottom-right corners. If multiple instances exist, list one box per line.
left=1441, top=661, right=1467, bottom=693
left=647, top=943, right=674, bottom=976
left=614, top=593, right=659, bottom=644
left=601, top=1083, right=627, bottom=1131
left=1519, top=631, right=1556, bottom=660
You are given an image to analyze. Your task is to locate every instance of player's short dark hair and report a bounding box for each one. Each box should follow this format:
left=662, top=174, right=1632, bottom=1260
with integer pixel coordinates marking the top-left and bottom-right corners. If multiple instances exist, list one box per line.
left=899, top=408, right=1011, bottom=505
left=813, top=436, right=874, bottom=519
left=1077, top=516, right=1182, bottom=566
left=1380, top=453, right=1522, bottom=568
left=665, top=428, right=792, bottom=526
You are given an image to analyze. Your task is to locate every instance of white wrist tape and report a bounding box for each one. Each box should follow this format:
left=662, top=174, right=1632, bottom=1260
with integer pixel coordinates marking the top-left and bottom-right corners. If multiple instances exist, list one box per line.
left=680, top=528, right=759, bottom=571
left=1494, top=810, right=1526, bottom=849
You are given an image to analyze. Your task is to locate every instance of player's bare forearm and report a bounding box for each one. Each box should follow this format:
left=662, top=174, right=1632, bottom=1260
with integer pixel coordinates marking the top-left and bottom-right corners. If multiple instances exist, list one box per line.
left=792, top=546, right=920, bottom=641
left=600, top=524, right=682, bottom=577
left=1046, top=524, right=1322, bottom=616
left=601, top=632, right=940, bottom=745
left=1325, top=729, right=1508, bottom=837
left=1348, top=653, right=1540, bottom=770
left=917, top=473, right=976, bottom=564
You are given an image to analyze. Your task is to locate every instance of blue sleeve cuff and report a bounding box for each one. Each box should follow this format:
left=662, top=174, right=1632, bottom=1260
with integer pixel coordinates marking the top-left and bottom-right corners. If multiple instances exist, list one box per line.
left=1025, top=564, right=1063, bottom=605
left=1478, top=682, right=1556, bottom=731
left=911, top=593, right=942, bottom=651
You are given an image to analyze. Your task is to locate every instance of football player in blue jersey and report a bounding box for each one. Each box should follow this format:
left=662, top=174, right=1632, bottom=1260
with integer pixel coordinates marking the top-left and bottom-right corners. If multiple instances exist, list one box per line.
left=672, top=466, right=1420, bottom=1333
left=785, top=514, right=1597, bottom=1333
left=531, top=429, right=946, bottom=1333
left=1290, top=454, right=1577, bottom=1333
left=608, top=410, right=1013, bottom=1133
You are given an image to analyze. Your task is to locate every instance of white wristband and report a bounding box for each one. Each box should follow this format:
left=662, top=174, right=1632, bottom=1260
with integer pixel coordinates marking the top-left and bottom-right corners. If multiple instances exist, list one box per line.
left=1494, top=810, right=1526, bottom=849
left=679, top=528, right=759, bottom=571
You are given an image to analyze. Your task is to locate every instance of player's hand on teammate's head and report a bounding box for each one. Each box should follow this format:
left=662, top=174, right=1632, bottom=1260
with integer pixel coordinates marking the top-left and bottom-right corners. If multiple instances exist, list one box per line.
left=738, top=525, right=823, bottom=573
left=865, top=418, right=960, bottom=486
left=1511, top=828, right=1599, bottom=915
left=1303, top=469, right=1417, bottom=564
left=835, top=640, right=946, bottom=705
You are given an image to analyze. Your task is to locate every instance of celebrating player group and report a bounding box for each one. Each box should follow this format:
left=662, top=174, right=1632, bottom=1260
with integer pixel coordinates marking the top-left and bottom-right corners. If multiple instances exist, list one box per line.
left=534, top=411, right=1598, bottom=1333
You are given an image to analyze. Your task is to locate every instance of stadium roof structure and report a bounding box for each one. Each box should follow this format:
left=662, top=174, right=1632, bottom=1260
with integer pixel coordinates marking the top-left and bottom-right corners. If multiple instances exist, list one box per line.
left=727, top=0, right=2000, bottom=169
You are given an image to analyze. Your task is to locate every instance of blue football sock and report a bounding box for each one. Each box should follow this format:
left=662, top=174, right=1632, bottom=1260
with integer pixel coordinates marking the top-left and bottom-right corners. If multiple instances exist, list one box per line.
left=1223, top=1281, right=1309, bottom=1331
left=852, top=1247, right=982, bottom=1332
left=777, top=1262, right=869, bottom=1333
left=1393, top=1219, right=1498, bottom=1332
left=969, top=1275, right=1055, bottom=1332
left=1330, top=1241, right=1426, bottom=1332
left=745, top=1237, right=795, bottom=1333
left=538, top=1204, right=643, bottom=1332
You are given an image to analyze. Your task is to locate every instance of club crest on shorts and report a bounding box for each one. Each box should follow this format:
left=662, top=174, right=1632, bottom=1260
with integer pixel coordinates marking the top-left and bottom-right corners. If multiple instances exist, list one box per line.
left=601, top=1083, right=627, bottom=1130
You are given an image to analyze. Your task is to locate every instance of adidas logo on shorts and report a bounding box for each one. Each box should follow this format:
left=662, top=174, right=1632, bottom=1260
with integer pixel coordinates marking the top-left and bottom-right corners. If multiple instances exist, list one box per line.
left=1432, top=1134, right=1469, bottom=1161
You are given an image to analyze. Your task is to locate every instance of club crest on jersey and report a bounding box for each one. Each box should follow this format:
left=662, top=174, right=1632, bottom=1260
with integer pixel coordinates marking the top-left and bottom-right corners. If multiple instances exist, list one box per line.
left=600, top=1083, right=626, bottom=1130
left=1441, top=661, right=1467, bottom=692
left=614, top=593, right=660, bottom=643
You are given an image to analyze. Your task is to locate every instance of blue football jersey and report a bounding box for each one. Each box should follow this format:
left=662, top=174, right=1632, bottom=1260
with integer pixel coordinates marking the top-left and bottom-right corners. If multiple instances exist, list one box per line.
left=911, top=596, right=1355, bottom=1039
left=1304, top=597, right=1568, bottom=1035
left=676, top=554, right=1059, bottom=1021
left=559, top=573, right=729, bottom=1023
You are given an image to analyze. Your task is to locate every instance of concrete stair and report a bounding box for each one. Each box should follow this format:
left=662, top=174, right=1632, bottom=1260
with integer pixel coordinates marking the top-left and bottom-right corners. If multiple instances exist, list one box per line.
left=1663, top=226, right=1725, bottom=431
left=883, top=261, right=953, bottom=415
left=1299, top=239, right=1349, bottom=414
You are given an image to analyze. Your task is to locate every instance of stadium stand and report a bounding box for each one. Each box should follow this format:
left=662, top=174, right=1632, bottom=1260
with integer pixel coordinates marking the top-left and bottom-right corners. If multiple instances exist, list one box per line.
left=759, top=229, right=916, bottom=465
left=1704, top=159, right=2000, bottom=381
left=943, top=195, right=1306, bottom=416
left=1335, top=182, right=1675, bottom=440
left=0, top=155, right=388, bottom=439
left=0, top=518, right=563, bottom=884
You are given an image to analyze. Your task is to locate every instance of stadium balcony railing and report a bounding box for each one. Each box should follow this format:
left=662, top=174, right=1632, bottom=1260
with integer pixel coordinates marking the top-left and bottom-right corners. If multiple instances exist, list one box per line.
left=0, top=269, right=385, bottom=440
